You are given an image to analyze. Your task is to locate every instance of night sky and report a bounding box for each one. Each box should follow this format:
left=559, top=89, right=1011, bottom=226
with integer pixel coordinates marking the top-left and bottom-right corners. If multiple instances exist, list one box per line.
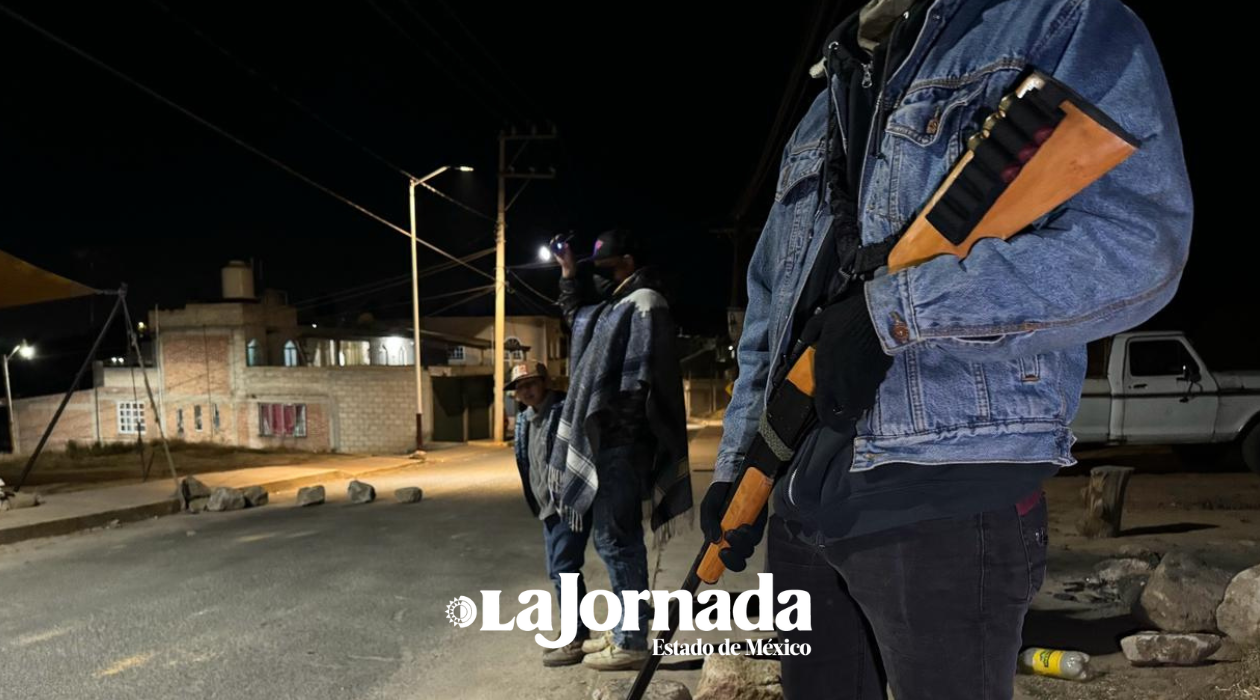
left=0, top=1, right=1246, bottom=397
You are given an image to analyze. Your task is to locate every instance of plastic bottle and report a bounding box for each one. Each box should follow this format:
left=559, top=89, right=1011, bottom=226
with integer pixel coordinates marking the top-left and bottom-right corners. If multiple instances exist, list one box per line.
left=1018, top=647, right=1091, bottom=681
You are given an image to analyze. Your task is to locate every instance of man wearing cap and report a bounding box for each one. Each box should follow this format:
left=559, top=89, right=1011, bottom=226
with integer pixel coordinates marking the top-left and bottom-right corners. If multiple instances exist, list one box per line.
left=549, top=229, right=692, bottom=671
left=509, top=360, right=589, bottom=667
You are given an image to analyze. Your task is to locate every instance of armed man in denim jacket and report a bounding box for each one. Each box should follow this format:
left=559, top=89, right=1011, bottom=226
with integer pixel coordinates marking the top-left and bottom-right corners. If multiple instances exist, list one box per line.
left=702, top=0, right=1192, bottom=697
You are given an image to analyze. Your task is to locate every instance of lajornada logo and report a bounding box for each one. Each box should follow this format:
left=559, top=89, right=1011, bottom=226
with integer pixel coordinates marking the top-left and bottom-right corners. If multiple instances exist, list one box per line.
left=444, top=573, right=811, bottom=649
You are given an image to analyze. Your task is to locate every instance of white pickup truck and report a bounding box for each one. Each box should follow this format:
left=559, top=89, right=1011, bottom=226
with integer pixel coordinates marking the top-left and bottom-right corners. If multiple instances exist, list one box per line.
left=1070, top=331, right=1260, bottom=474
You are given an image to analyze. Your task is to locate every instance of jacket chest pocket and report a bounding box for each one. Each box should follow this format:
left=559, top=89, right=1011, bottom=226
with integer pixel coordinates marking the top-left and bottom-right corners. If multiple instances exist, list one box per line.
left=884, top=70, right=1019, bottom=227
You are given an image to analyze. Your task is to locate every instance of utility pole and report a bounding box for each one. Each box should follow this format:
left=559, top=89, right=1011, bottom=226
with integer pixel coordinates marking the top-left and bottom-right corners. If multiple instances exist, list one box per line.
left=494, top=127, right=557, bottom=443
left=495, top=136, right=507, bottom=445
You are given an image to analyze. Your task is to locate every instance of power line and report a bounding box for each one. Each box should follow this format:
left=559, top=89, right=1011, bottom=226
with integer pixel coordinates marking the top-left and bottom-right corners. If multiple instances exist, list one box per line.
left=421, top=284, right=495, bottom=301
left=394, top=0, right=530, bottom=122
left=508, top=270, right=557, bottom=305
left=294, top=272, right=411, bottom=307
left=360, top=284, right=497, bottom=314
left=362, top=0, right=513, bottom=123
left=433, top=0, right=550, bottom=122
left=428, top=288, right=494, bottom=316
left=507, top=286, right=556, bottom=317
left=146, top=0, right=415, bottom=180
left=415, top=179, right=494, bottom=222
left=508, top=259, right=563, bottom=271
left=0, top=2, right=495, bottom=284
left=146, top=0, right=493, bottom=221
left=294, top=249, right=495, bottom=309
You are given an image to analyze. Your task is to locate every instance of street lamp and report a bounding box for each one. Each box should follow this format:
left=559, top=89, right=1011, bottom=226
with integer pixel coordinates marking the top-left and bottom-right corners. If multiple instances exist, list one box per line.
left=3, top=341, right=34, bottom=455
left=409, top=165, right=474, bottom=449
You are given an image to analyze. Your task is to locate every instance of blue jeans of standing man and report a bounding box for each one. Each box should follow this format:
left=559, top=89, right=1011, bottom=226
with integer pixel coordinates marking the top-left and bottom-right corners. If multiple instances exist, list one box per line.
left=590, top=445, right=651, bottom=651
left=542, top=514, right=590, bottom=643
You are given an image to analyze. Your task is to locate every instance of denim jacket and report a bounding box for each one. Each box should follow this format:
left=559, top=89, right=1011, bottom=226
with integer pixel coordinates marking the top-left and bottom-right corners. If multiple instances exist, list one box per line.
left=716, top=0, right=1193, bottom=481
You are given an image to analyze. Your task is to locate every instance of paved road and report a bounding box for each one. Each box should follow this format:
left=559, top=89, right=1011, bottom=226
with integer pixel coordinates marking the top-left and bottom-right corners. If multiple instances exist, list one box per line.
left=1, top=444, right=703, bottom=700
left=5, top=434, right=1254, bottom=699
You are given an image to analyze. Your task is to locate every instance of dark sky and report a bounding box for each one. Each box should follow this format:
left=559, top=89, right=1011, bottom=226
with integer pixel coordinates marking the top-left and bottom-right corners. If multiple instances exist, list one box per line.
left=0, top=1, right=1248, bottom=396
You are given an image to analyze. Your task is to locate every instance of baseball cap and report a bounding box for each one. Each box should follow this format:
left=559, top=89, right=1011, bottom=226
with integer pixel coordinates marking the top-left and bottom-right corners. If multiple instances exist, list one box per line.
left=506, top=360, right=548, bottom=390
left=590, top=229, right=644, bottom=263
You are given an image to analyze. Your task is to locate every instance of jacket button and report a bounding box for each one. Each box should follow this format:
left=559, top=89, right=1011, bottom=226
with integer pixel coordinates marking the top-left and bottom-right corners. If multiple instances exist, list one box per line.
left=891, top=322, right=910, bottom=343
left=926, top=118, right=940, bottom=135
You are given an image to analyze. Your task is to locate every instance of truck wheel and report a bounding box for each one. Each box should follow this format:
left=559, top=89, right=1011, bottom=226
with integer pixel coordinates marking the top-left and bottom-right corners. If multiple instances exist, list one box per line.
left=1244, top=423, right=1260, bottom=477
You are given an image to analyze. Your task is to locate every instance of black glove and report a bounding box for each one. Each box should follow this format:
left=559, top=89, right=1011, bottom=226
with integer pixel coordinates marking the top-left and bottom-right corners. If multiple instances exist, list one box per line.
left=700, top=480, right=769, bottom=573
left=803, top=289, right=894, bottom=432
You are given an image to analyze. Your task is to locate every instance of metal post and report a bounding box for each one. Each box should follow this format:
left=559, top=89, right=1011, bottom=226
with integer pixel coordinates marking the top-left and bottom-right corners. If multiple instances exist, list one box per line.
left=122, top=295, right=178, bottom=489
left=15, top=292, right=125, bottom=491
left=409, top=179, right=425, bottom=450
left=2, top=354, right=16, bottom=455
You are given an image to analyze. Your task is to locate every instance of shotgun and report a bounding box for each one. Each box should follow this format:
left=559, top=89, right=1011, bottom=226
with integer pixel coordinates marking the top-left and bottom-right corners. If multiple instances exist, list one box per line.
left=625, top=70, right=1138, bottom=700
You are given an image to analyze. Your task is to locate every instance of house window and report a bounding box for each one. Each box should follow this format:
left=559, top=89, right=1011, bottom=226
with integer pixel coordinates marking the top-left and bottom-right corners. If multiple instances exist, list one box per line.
left=284, top=341, right=299, bottom=367
left=118, top=401, right=146, bottom=435
left=176, top=408, right=185, bottom=436
left=378, top=345, right=388, bottom=365
left=448, top=345, right=466, bottom=363
left=505, top=336, right=526, bottom=362
left=212, top=404, right=221, bottom=431
left=259, top=403, right=307, bottom=437
left=194, top=405, right=203, bottom=432
left=246, top=339, right=261, bottom=367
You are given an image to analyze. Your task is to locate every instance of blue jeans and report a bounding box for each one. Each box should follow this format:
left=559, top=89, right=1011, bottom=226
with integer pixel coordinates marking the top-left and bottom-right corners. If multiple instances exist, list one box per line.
left=768, top=495, right=1049, bottom=699
left=542, top=514, right=590, bottom=642
left=590, top=446, right=651, bottom=650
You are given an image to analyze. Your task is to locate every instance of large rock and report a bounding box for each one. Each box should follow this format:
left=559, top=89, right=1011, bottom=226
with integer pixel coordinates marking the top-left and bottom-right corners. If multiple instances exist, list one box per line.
left=1135, top=552, right=1233, bottom=632
left=1091, top=557, right=1155, bottom=585
left=394, top=487, right=424, bottom=504
left=1, top=492, right=42, bottom=510
left=592, top=679, right=691, bottom=700
left=296, top=486, right=326, bottom=507
left=1121, top=632, right=1222, bottom=666
left=1115, top=575, right=1150, bottom=609
left=348, top=480, right=376, bottom=504
left=180, top=476, right=211, bottom=504
left=206, top=487, right=246, bottom=512
left=242, top=486, right=269, bottom=508
left=1117, top=544, right=1162, bottom=567
left=695, top=653, right=783, bottom=700
left=1217, top=565, right=1260, bottom=645
left=186, top=497, right=210, bottom=514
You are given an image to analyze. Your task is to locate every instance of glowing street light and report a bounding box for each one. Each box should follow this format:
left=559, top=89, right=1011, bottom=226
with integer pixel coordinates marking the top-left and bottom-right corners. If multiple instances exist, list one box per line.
left=4, top=341, right=35, bottom=454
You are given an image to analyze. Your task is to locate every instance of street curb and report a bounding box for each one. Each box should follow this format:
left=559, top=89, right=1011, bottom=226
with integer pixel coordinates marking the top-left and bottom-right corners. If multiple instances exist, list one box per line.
left=0, top=461, right=420, bottom=547
left=331, top=462, right=420, bottom=480
left=0, top=498, right=181, bottom=546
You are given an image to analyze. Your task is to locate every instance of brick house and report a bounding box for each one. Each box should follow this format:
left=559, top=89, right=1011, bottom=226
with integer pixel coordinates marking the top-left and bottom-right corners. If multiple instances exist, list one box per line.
left=7, top=270, right=566, bottom=454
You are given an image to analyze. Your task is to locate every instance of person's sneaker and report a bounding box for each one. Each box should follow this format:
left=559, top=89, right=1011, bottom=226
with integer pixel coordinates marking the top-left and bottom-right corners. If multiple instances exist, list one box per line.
left=581, top=629, right=613, bottom=655
left=541, top=638, right=588, bottom=667
left=581, top=642, right=649, bottom=671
